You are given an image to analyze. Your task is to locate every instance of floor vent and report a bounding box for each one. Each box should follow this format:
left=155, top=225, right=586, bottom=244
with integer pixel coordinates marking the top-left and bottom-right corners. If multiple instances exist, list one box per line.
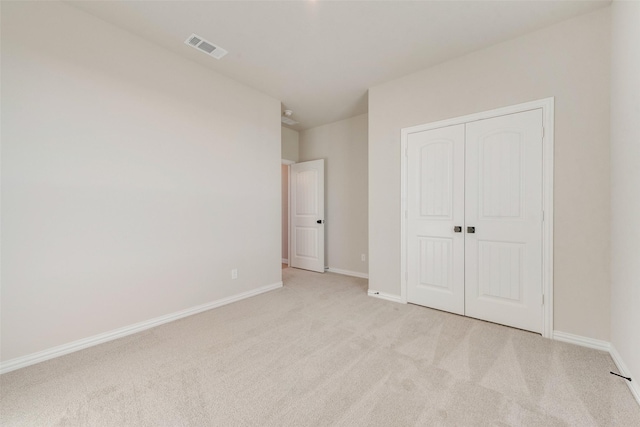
left=184, top=34, right=228, bottom=59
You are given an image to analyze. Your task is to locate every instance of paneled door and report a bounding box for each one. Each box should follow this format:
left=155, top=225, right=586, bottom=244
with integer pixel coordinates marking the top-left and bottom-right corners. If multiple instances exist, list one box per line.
left=406, top=109, right=543, bottom=333
left=407, top=124, right=465, bottom=314
left=465, top=109, right=543, bottom=332
left=290, top=159, right=325, bottom=273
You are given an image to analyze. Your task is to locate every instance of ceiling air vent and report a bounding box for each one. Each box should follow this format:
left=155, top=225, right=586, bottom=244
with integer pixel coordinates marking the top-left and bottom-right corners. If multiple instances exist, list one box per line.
left=184, top=34, right=228, bottom=59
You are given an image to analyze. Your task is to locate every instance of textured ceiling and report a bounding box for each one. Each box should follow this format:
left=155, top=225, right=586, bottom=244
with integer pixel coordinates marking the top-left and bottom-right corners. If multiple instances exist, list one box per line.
left=69, top=0, right=609, bottom=130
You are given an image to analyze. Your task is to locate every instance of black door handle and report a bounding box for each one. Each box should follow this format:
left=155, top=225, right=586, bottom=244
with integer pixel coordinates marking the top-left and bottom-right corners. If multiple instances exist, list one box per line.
left=467, top=226, right=475, bottom=233
left=317, top=220, right=324, bottom=224
left=454, top=226, right=462, bottom=233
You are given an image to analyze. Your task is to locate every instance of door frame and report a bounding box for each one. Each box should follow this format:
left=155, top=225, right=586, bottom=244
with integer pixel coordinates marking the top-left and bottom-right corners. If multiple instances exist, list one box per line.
left=400, top=97, right=554, bottom=338
left=282, top=159, right=295, bottom=266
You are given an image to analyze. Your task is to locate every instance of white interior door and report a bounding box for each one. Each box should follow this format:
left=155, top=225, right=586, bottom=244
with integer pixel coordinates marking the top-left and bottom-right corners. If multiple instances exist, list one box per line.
left=465, top=109, right=543, bottom=332
left=407, top=125, right=465, bottom=314
left=290, top=159, right=325, bottom=273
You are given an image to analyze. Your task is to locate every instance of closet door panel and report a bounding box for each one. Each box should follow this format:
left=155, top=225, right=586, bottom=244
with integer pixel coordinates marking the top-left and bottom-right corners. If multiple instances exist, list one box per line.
left=407, top=125, right=465, bottom=314
left=465, top=109, right=543, bottom=333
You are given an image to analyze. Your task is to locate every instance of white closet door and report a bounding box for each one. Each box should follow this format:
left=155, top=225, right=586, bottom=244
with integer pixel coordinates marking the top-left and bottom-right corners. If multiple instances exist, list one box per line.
left=464, top=109, right=543, bottom=333
left=407, top=125, right=465, bottom=314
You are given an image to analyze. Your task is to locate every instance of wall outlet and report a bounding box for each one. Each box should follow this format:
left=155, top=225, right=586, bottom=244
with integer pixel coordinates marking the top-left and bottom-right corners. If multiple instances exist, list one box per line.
left=361, top=254, right=366, bottom=262
left=231, top=269, right=238, bottom=279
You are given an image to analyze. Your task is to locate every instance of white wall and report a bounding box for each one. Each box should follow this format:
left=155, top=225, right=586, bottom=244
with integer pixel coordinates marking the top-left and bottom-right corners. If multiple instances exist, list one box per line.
left=1, top=1, right=282, bottom=362
left=610, top=0, right=640, bottom=392
left=369, top=9, right=611, bottom=340
left=281, top=126, right=299, bottom=162
left=300, top=114, right=368, bottom=276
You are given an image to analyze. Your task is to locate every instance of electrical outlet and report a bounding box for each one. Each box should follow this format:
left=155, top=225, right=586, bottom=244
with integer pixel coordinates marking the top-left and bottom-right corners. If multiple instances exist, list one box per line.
left=231, top=269, right=238, bottom=279
left=361, top=254, right=366, bottom=262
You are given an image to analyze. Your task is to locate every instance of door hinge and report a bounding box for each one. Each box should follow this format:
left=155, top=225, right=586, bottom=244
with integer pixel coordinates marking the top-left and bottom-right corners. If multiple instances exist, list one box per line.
left=542, top=210, right=544, bottom=222
left=542, top=294, right=545, bottom=305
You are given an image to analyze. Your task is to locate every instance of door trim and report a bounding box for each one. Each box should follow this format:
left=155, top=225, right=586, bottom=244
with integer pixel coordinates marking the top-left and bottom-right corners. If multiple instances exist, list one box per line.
left=400, top=97, right=554, bottom=338
left=282, top=159, right=295, bottom=266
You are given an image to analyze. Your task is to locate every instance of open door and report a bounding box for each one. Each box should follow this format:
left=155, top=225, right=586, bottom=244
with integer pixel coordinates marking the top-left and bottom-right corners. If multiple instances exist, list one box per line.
left=290, top=159, right=325, bottom=273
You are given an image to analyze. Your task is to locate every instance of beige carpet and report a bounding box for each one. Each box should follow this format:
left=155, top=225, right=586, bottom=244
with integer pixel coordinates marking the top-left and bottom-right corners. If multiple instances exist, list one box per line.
left=1, top=267, right=639, bottom=426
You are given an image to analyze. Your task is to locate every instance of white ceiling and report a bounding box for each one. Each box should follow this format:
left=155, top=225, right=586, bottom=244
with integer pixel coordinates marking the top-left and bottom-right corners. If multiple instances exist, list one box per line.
left=69, top=0, right=609, bottom=130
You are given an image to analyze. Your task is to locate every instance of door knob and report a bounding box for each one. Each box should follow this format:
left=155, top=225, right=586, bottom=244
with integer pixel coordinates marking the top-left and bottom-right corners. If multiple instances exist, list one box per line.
left=467, top=226, right=475, bottom=233
left=317, top=220, right=324, bottom=224
left=454, top=226, right=462, bottom=233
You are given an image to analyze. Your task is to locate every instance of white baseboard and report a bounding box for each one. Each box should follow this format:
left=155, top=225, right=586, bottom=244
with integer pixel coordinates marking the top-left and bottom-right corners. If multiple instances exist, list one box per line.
left=610, top=345, right=640, bottom=406
left=552, top=330, right=611, bottom=352
left=282, top=258, right=288, bottom=264
left=368, top=289, right=404, bottom=304
left=326, top=267, right=368, bottom=279
left=0, top=282, right=283, bottom=375
left=545, top=331, right=640, bottom=408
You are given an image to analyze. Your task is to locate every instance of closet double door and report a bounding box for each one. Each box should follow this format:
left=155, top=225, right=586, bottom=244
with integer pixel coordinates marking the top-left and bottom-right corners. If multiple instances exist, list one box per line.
left=407, top=109, right=543, bottom=333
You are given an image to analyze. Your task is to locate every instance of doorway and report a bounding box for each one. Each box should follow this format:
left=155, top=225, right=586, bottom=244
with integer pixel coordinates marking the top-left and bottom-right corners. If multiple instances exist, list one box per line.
left=282, top=160, right=295, bottom=267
